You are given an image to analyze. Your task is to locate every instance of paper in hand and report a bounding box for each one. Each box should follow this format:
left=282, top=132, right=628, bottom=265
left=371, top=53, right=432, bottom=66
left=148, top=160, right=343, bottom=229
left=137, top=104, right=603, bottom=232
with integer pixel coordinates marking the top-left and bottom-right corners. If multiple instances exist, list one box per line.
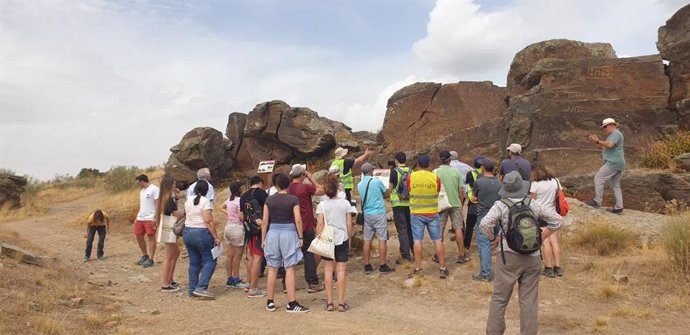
left=211, top=243, right=224, bottom=259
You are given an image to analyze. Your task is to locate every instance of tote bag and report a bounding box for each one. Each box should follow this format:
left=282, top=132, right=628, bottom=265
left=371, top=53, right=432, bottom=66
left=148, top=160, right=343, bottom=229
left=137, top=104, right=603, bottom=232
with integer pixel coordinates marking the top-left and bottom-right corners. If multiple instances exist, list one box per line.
left=308, top=215, right=335, bottom=259
left=437, top=184, right=452, bottom=212
left=157, top=215, right=178, bottom=243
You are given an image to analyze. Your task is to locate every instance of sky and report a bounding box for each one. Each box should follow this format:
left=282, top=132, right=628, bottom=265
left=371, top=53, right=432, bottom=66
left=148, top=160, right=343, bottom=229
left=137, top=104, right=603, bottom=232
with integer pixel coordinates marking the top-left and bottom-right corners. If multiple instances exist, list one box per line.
left=0, top=0, right=687, bottom=180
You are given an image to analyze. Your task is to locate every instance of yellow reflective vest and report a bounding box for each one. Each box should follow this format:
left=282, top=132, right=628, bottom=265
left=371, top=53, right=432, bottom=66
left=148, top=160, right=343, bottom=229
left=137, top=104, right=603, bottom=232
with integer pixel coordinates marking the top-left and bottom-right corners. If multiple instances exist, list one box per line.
left=409, top=170, right=439, bottom=215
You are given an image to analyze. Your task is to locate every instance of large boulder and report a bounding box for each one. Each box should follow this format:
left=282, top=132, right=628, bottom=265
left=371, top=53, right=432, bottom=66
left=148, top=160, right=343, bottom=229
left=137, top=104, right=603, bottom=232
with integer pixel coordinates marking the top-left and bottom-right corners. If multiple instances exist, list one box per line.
left=560, top=172, right=690, bottom=213
left=225, top=112, right=247, bottom=156
left=504, top=53, right=682, bottom=176
left=0, top=174, right=27, bottom=209
left=507, top=39, right=616, bottom=98
left=233, top=100, right=357, bottom=175
left=381, top=81, right=507, bottom=156
left=674, top=153, right=690, bottom=171
left=164, top=127, right=234, bottom=182
left=657, top=4, right=690, bottom=106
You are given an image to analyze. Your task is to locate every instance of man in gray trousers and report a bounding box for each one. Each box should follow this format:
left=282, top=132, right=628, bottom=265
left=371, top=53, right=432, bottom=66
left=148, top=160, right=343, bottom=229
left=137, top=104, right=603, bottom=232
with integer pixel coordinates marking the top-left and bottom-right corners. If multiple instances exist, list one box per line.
left=585, top=117, right=625, bottom=214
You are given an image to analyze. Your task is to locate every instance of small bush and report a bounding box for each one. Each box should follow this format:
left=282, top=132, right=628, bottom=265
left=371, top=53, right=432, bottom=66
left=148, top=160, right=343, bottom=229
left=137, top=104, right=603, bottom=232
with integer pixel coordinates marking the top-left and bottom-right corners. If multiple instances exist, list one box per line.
left=660, top=212, right=690, bottom=281
left=571, top=223, right=635, bottom=256
left=104, top=166, right=139, bottom=192
left=640, top=131, right=690, bottom=169
left=77, top=168, right=103, bottom=179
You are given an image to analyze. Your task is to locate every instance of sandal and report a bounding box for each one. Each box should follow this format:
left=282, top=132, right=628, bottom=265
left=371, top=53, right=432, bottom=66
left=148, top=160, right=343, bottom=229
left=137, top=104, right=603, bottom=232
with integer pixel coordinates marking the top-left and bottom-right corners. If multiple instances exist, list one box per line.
left=337, top=303, right=350, bottom=312
left=326, top=303, right=334, bottom=312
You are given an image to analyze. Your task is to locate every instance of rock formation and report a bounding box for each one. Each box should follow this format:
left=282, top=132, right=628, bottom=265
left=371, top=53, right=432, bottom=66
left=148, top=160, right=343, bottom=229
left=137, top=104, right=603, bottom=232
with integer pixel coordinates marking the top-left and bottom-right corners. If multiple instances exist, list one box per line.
left=164, top=127, right=234, bottom=182
left=657, top=3, right=690, bottom=106
left=0, top=174, right=27, bottom=209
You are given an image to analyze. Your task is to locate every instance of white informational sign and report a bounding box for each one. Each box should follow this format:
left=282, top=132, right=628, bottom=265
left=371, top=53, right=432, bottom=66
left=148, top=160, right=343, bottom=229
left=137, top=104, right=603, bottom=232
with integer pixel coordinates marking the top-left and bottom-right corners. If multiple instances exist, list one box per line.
left=257, top=160, right=275, bottom=174
left=372, top=169, right=390, bottom=190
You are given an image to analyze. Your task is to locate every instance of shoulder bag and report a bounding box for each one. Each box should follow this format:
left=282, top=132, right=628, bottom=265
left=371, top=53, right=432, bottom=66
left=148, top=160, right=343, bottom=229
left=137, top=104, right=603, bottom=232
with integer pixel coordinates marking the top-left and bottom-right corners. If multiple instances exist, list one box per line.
left=355, top=178, right=373, bottom=225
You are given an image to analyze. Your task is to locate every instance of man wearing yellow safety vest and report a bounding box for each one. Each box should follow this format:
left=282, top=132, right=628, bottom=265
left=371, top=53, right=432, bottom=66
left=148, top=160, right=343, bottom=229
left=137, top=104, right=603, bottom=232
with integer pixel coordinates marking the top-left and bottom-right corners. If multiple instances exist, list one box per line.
left=389, top=152, right=413, bottom=263
left=463, top=156, right=484, bottom=258
left=331, top=146, right=375, bottom=207
left=406, top=155, right=449, bottom=279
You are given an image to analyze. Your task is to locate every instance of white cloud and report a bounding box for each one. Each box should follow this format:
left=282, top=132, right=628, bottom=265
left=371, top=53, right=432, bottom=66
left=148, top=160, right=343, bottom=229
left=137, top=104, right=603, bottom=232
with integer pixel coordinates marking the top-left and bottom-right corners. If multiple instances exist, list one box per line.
left=413, top=0, right=685, bottom=85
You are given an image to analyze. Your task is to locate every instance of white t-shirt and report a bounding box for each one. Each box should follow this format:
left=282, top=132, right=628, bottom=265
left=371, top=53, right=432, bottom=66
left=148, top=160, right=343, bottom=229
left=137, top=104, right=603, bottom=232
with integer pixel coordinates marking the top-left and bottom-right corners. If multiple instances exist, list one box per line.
left=185, top=196, right=213, bottom=229
left=529, top=179, right=559, bottom=213
left=187, top=181, right=215, bottom=202
left=267, top=186, right=278, bottom=196
left=137, top=184, right=160, bottom=220
left=316, top=198, right=357, bottom=246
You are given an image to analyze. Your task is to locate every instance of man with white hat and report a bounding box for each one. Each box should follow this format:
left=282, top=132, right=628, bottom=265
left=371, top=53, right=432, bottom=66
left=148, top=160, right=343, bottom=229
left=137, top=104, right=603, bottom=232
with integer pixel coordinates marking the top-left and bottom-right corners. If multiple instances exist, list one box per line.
left=478, top=171, right=563, bottom=334
left=585, top=118, right=625, bottom=214
left=332, top=146, right=375, bottom=206
left=499, top=143, right=531, bottom=181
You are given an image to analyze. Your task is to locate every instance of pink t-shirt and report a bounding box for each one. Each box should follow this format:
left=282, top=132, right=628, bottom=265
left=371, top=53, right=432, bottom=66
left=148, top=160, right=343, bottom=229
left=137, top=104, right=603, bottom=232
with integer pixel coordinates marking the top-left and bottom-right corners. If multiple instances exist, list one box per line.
left=225, top=198, right=242, bottom=226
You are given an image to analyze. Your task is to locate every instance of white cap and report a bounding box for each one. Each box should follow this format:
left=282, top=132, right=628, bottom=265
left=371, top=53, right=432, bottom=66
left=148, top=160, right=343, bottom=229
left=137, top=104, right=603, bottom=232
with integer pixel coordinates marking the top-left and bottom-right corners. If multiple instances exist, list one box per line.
left=506, top=143, right=522, bottom=154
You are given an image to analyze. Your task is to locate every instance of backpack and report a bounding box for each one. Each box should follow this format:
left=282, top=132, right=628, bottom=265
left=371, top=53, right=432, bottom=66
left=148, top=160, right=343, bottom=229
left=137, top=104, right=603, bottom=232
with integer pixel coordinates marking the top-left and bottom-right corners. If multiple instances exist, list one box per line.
left=242, top=189, right=263, bottom=239
left=499, top=197, right=541, bottom=262
left=395, top=167, right=411, bottom=200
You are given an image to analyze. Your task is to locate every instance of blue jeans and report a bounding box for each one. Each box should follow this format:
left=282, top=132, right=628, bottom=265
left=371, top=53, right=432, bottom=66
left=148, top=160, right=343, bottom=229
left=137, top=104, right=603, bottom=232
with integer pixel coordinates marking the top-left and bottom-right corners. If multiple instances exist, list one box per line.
left=475, top=213, right=492, bottom=278
left=410, top=214, right=442, bottom=241
left=183, top=227, right=217, bottom=295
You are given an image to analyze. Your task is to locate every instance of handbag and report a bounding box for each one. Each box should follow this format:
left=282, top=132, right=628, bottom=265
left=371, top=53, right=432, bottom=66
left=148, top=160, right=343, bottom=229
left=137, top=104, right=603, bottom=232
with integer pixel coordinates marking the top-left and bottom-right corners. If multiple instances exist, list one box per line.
left=172, top=217, right=185, bottom=237
left=554, top=179, right=569, bottom=216
left=356, top=178, right=373, bottom=226
left=437, top=184, right=452, bottom=212
left=308, top=215, right=335, bottom=259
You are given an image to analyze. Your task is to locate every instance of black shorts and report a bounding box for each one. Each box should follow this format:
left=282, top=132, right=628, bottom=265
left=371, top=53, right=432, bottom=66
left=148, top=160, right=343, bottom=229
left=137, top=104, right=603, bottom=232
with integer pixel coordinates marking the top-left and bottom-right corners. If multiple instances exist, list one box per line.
left=323, top=242, right=349, bottom=263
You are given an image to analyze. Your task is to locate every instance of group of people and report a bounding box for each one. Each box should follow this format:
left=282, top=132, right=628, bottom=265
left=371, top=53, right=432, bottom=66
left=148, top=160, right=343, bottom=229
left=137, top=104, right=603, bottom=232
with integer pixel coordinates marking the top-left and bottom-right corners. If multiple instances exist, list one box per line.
left=82, top=117, right=626, bottom=333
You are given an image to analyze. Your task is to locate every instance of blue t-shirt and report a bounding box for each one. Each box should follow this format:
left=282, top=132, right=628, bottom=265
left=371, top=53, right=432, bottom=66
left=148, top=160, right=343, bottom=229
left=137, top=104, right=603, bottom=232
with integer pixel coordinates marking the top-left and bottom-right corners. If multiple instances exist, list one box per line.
left=357, top=176, right=386, bottom=215
left=499, top=156, right=531, bottom=181
left=603, top=130, right=625, bottom=171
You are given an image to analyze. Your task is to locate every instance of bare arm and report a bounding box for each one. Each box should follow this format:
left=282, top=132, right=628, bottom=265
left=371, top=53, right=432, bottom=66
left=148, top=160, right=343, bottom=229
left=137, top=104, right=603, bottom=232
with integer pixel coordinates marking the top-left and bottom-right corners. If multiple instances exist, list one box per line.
left=293, top=205, right=303, bottom=246
left=306, top=172, right=325, bottom=196
left=353, top=148, right=375, bottom=167
left=219, top=201, right=228, bottom=215
left=202, top=208, right=219, bottom=245
left=261, top=204, right=269, bottom=246
left=315, top=212, right=324, bottom=236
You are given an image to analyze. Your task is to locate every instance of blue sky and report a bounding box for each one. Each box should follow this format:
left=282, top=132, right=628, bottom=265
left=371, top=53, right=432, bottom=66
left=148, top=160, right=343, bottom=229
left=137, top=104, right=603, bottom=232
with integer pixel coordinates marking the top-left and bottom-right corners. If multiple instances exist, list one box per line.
left=0, top=0, right=687, bottom=179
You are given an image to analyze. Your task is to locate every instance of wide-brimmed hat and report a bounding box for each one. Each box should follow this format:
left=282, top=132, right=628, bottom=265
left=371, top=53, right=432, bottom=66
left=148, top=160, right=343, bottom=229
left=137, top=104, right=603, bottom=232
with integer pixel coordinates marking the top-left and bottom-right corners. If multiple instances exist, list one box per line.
left=334, top=147, right=348, bottom=159
left=498, top=171, right=529, bottom=198
left=601, top=118, right=617, bottom=128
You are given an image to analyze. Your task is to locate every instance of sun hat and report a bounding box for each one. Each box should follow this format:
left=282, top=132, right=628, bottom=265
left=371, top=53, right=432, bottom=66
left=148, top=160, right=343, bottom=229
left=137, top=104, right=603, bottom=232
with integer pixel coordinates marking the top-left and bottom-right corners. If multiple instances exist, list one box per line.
left=328, top=165, right=340, bottom=175
left=498, top=171, right=529, bottom=199
left=601, top=118, right=617, bottom=128
left=334, top=147, right=348, bottom=159
left=506, top=143, right=522, bottom=154
left=449, top=151, right=459, bottom=160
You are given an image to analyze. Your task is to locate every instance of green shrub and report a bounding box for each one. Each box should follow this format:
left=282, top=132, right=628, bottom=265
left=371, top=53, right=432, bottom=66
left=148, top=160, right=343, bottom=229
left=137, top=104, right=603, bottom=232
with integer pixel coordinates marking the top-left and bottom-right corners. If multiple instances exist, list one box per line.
left=572, top=223, right=635, bottom=256
left=77, top=168, right=103, bottom=179
left=104, top=166, right=139, bottom=192
left=640, top=131, right=690, bottom=169
left=660, top=212, right=690, bottom=281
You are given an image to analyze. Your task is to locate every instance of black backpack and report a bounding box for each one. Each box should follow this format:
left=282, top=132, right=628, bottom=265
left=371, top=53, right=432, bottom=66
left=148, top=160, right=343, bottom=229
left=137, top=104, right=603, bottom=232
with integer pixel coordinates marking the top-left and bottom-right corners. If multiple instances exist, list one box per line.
left=242, top=189, right=263, bottom=239
left=395, top=167, right=411, bottom=200
left=498, top=197, right=541, bottom=263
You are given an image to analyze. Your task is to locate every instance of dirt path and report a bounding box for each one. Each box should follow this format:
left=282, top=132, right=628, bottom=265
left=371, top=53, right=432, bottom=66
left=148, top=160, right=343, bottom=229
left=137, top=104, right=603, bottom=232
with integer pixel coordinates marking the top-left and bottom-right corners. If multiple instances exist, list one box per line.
left=2, top=193, right=689, bottom=334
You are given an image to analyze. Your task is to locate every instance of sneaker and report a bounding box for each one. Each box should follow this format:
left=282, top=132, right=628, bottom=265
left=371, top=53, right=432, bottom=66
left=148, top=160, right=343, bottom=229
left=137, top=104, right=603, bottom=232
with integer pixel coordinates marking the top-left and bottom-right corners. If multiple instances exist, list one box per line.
left=554, top=267, right=564, bottom=277
left=142, top=258, right=154, bottom=268
left=439, top=267, right=450, bottom=279
left=137, top=255, right=149, bottom=265
left=161, top=285, right=180, bottom=293
left=266, top=300, right=276, bottom=312
left=235, top=280, right=248, bottom=289
left=83, top=257, right=89, bottom=262
left=192, top=288, right=215, bottom=299
left=226, top=277, right=237, bottom=288
left=407, top=268, right=423, bottom=278
left=247, top=288, right=267, bottom=298
left=456, top=255, right=468, bottom=264
left=170, top=281, right=179, bottom=289
left=97, top=256, right=105, bottom=261
left=286, top=301, right=310, bottom=313
left=432, top=254, right=439, bottom=263
left=364, top=264, right=373, bottom=274
left=472, top=272, right=490, bottom=282
left=379, top=264, right=396, bottom=274
left=307, top=283, right=325, bottom=293
left=607, top=207, right=624, bottom=215
left=584, top=199, right=600, bottom=209
left=544, top=267, right=556, bottom=278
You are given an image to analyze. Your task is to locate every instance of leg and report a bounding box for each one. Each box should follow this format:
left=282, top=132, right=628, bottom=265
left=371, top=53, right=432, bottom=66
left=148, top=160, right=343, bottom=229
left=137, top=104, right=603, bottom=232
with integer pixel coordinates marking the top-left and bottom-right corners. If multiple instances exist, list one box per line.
left=517, top=255, right=542, bottom=335
left=324, top=260, right=335, bottom=304
left=362, top=215, right=375, bottom=267
left=410, top=215, right=425, bottom=270
left=302, top=229, right=319, bottom=286
left=162, top=244, right=173, bottom=286
left=250, top=255, right=262, bottom=289
left=378, top=241, right=388, bottom=266
left=147, top=235, right=157, bottom=261
left=225, top=242, right=234, bottom=278
left=450, top=207, right=466, bottom=256
left=336, top=261, right=347, bottom=305
left=183, top=231, right=201, bottom=295
left=593, top=164, right=615, bottom=205
left=438, top=210, right=449, bottom=242
left=405, top=208, right=414, bottom=252
left=267, top=266, right=278, bottom=300
left=413, top=241, right=423, bottom=270
left=232, top=246, right=244, bottom=279
left=542, top=236, right=554, bottom=268
left=433, top=240, right=446, bottom=268
left=196, top=232, right=217, bottom=290
left=134, top=221, right=148, bottom=257
left=611, top=170, right=623, bottom=209
left=374, top=213, right=389, bottom=266
left=476, top=219, right=493, bottom=278
left=85, top=226, right=96, bottom=259
left=486, top=252, right=520, bottom=335
left=96, top=226, right=106, bottom=258
left=427, top=215, right=446, bottom=268
left=285, top=266, right=297, bottom=303
left=363, top=240, right=372, bottom=265
left=551, top=232, right=561, bottom=268
left=135, top=235, right=147, bottom=256
left=464, top=213, right=477, bottom=250
left=393, top=207, right=412, bottom=260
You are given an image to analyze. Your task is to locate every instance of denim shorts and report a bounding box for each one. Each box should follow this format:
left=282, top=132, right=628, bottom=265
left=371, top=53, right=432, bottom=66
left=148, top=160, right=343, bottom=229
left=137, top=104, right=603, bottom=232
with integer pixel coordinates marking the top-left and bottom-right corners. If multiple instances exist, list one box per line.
left=411, top=214, right=441, bottom=241
left=264, top=224, right=303, bottom=268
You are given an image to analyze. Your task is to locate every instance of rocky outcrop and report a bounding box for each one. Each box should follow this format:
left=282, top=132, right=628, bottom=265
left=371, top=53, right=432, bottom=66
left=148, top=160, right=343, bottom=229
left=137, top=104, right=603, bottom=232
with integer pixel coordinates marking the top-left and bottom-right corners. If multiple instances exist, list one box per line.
left=507, top=39, right=617, bottom=97
left=0, top=174, right=27, bottom=209
left=381, top=81, right=506, bottom=161
left=164, top=127, right=234, bottom=182
left=674, top=153, right=690, bottom=171
left=225, top=112, right=247, bottom=156
left=560, top=172, right=690, bottom=213
left=657, top=4, right=690, bottom=106
left=505, top=52, right=683, bottom=176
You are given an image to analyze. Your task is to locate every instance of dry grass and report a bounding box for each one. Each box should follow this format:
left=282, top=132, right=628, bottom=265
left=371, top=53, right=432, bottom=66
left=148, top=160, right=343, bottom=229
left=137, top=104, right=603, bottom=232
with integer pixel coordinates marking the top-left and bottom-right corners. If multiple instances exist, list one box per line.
left=569, top=220, right=636, bottom=256
left=639, top=131, right=690, bottom=169
left=598, top=283, right=623, bottom=299
left=612, top=306, right=652, bottom=318
left=594, top=316, right=610, bottom=330
left=660, top=211, right=690, bottom=281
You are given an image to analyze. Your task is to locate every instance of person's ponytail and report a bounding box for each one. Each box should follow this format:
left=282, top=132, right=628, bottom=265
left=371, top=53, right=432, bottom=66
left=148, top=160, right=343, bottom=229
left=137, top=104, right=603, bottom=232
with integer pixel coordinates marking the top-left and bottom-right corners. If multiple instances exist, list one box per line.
left=194, top=194, right=201, bottom=206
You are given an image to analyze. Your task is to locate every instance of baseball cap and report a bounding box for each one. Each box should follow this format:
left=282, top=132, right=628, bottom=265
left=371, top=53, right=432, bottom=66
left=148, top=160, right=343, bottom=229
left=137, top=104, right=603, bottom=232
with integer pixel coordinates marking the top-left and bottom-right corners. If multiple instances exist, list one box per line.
left=506, top=143, right=522, bottom=154
left=360, top=162, right=374, bottom=174
left=394, top=152, right=406, bottom=163
left=439, top=150, right=451, bottom=162
left=418, top=155, right=430, bottom=167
